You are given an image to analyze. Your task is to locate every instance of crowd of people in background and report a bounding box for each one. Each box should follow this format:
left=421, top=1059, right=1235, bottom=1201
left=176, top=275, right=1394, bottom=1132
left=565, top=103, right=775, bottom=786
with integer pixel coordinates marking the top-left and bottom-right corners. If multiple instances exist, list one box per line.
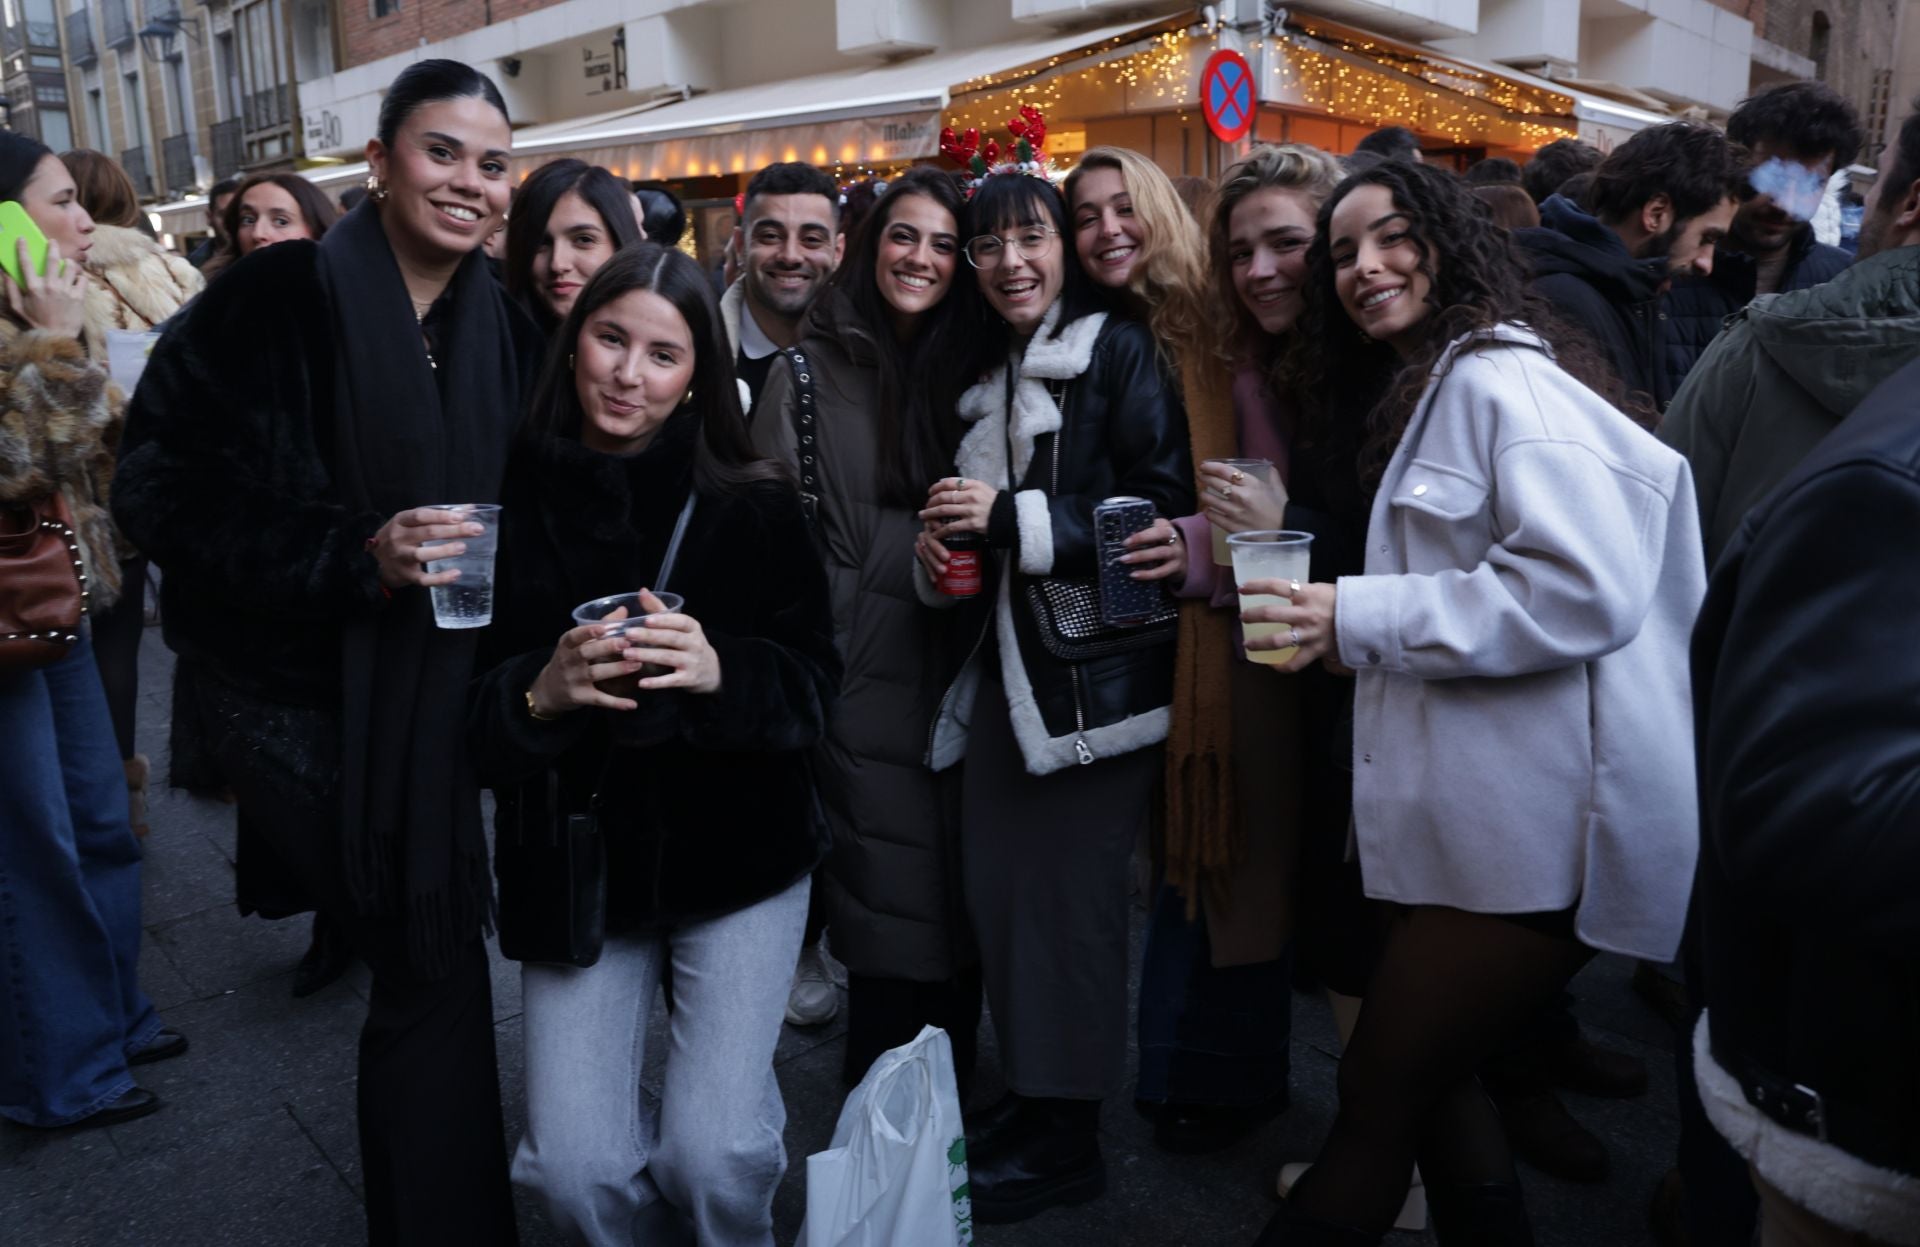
left=2, top=50, right=1916, bottom=1247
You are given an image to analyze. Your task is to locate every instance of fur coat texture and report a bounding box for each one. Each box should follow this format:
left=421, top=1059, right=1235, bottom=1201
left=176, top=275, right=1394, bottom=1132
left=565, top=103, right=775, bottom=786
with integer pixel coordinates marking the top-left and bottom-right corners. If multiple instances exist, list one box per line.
left=0, top=320, right=122, bottom=609
left=79, top=224, right=202, bottom=360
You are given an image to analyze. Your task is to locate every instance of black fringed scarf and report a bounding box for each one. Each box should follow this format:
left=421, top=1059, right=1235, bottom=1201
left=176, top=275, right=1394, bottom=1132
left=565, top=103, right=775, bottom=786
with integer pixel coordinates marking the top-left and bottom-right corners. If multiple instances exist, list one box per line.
left=318, top=201, right=523, bottom=979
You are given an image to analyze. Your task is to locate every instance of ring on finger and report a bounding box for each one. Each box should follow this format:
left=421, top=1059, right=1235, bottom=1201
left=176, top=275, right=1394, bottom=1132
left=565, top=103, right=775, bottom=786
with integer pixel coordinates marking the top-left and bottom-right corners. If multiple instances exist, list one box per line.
left=1213, top=484, right=1233, bottom=501
left=1288, top=626, right=1302, bottom=648
left=1230, top=469, right=1245, bottom=485
left=1288, top=579, right=1302, bottom=597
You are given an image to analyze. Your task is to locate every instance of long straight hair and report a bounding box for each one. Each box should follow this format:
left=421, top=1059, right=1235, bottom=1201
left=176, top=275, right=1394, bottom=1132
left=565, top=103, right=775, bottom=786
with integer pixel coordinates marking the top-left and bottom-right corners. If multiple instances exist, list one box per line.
left=1063, top=147, right=1210, bottom=372
left=503, top=158, right=642, bottom=330
left=827, top=166, right=973, bottom=507
left=524, top=242, right=786, bottom=495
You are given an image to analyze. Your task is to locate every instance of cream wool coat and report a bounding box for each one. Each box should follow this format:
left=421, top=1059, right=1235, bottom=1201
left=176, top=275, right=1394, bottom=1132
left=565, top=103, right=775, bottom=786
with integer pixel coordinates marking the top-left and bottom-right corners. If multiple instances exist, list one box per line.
left=1334, top=324, right=1705, bottom=961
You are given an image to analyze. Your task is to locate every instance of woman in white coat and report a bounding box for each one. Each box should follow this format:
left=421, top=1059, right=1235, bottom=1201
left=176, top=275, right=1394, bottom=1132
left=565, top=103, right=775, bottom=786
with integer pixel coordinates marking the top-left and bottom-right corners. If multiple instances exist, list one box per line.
left=1246, top=160, right=1705, bottom=1246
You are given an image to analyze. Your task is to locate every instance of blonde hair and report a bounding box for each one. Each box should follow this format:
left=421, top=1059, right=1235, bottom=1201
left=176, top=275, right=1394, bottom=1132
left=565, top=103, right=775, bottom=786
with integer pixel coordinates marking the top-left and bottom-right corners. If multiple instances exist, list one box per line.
left=1208, top=143, right=1344, bottom=359
left=1064, top=146, right=1211, bottom=372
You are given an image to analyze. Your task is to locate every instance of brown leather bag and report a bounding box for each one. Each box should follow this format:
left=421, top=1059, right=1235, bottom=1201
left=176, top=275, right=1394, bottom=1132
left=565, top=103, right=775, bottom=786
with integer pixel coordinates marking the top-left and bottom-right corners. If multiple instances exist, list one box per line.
left=0, top=489, right=87, bottom=674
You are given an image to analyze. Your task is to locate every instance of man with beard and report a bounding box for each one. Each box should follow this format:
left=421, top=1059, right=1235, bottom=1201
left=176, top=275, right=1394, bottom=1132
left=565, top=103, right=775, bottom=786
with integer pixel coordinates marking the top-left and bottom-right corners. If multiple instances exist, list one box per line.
left=722, top=161, right=842, bottom=412
left=1663, top=83, right=1862, bottom=390
left=1519, top=123, right=1749, bottom=415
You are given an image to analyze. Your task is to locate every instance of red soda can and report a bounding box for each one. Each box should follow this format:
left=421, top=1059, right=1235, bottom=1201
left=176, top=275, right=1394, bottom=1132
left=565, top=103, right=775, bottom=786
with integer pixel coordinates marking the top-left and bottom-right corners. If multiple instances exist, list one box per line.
left=938, top=532, right=985, bottom=598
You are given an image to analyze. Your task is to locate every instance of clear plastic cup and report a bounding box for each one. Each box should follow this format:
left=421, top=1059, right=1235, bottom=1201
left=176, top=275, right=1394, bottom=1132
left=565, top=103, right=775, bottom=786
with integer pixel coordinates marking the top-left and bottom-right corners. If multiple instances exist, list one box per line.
left=1204, top=458, right=1278, bottom=567
left=425, top=504, right=502, bottom=630
left=1227, top=530, right=1314, bottom=666
left=571, top=591, right=687, bottom=637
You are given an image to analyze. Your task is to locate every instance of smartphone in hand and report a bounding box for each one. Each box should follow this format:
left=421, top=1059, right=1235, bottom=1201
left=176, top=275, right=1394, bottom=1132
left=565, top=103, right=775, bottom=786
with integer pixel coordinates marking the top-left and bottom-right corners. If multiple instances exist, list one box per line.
left=0, top=201, right=52, bottom=289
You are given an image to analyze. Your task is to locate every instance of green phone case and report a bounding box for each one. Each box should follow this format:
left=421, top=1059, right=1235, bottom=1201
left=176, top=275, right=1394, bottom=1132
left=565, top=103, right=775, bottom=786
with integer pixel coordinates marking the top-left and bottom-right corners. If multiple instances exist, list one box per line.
left=0, top=201, right=52, bottom=288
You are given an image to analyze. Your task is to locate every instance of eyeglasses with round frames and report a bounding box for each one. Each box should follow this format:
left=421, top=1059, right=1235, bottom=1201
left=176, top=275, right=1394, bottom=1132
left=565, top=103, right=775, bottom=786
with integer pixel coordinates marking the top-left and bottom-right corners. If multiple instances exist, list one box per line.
left=964, top=225, right=1060, bottom=269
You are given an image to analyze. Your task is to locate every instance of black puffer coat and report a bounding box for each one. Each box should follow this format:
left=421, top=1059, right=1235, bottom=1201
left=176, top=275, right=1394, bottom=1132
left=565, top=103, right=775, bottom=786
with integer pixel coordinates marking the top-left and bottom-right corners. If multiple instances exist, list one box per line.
left=1519, top=194, right=1673, bottom=411
left=469, top=411, right=840, bottom=935
left=1661, top=224, right=1850, bottom=394
left=754, top=291, right=971, bottom=981
left=925, top=307, right=1194, bottom=776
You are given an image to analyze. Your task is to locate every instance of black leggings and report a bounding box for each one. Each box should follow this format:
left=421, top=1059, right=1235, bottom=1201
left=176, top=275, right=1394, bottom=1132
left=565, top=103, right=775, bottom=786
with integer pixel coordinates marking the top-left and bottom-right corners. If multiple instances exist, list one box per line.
left=88, top=556, right=146, bottom=761
left=1290, top=904, right=1596, bottom=1233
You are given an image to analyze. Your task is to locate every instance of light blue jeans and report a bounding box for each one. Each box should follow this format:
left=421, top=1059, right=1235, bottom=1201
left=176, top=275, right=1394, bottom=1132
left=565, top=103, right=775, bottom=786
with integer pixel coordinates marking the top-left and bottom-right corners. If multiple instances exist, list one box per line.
left=512, top=876, right=810, bottom=1247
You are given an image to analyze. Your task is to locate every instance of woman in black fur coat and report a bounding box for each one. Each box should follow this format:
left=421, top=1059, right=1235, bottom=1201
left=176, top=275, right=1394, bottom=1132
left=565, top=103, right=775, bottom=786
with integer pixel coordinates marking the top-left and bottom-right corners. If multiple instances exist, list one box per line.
left=112, top=60, right=539, bottom=1245
left=469, top=242, right=837, bottom=1244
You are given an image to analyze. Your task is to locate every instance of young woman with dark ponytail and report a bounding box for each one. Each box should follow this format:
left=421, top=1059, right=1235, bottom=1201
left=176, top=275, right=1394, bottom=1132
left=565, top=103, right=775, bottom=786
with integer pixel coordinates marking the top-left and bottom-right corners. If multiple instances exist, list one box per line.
left=114, top=60, right=542, bottom=1243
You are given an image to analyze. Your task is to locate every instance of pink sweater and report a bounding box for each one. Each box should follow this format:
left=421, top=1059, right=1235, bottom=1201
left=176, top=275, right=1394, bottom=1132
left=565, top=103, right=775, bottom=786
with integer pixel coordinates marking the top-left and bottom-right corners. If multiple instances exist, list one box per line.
left=1173, top=364, right=1294, bottom=608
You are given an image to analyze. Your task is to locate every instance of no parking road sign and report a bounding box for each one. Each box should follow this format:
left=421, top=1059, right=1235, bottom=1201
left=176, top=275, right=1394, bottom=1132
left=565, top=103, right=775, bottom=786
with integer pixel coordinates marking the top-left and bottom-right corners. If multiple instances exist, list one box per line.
left=1201, top=48, right=1254, bottom=144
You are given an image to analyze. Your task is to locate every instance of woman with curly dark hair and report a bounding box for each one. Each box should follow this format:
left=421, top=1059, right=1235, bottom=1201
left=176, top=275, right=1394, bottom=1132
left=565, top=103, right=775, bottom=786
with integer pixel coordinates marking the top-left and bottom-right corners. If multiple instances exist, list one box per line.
left=1248, top=160, right=1706, bottom=1245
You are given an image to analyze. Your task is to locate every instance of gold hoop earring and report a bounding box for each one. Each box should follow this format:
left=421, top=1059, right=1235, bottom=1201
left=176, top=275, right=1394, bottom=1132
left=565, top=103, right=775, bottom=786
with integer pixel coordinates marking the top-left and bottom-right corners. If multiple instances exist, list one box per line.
left=365, top=174, right=388, bottom=203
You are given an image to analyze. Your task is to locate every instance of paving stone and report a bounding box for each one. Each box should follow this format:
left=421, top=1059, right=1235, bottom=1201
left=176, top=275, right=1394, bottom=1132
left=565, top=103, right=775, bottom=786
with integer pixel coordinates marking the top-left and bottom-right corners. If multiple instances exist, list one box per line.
left=135, top=810, right=241, bottom=926
left=146, top=902, right=316, bottom=999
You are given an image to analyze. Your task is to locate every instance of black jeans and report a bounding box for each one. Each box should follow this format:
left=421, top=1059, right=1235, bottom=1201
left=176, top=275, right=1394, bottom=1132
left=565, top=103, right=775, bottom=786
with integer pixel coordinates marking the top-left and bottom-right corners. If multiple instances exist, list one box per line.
left=88, top=555, right=146, bottom=761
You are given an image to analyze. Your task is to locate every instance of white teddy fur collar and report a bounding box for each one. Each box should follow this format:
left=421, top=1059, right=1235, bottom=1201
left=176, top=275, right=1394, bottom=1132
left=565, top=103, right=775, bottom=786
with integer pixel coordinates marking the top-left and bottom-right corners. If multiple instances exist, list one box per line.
left=953, top=305, right=1107, bottom=490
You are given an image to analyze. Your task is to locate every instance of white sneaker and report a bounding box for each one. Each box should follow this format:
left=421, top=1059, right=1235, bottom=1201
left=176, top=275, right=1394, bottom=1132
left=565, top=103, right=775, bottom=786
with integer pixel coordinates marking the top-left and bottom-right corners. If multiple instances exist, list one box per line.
left=1277, top=1162, right=1428, bottom=1232
left=784, top=943, right=839, bottom=1026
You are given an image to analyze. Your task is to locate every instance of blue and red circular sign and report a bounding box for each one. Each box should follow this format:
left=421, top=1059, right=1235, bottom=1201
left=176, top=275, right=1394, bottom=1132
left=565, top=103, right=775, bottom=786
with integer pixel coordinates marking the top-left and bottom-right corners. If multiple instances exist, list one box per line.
left=1201, top=48, right=1255, bottom=144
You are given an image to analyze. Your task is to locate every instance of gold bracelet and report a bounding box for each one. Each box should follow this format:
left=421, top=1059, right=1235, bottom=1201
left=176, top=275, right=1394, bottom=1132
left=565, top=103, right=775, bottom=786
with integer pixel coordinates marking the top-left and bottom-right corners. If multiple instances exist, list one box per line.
left=525, top=688, right=559, bottom=722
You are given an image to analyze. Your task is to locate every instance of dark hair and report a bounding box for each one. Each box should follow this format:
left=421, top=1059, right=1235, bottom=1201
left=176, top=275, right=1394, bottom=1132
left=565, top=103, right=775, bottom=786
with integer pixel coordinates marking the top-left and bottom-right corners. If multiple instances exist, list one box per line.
left=203, top=173, right=341, bottom=278
left=504, top=158, right=642, bottom=329
left=1465, top=157, right=1522, bottom=187
left=375, top=58, right=508, bottom=149
left=338, top=185, right=368, bottom=213
left=827, top=166, right=972, bottom=507
left=1289, top=160, right=1627, bottom=490
left=0, top=131, right=50, bottom=202
left=1556, top=171, right=1596, bottom=210
left=743, top=162, right=837, bottom=226
left=209, top=176, right=242, bottom=202
left=526, top=242, right=785, bottom=495
left=631, top=185, right=685, bottom=247
left=961, top=171, right=1106, bottom=379
left=1472, top=183, right=1540, bottom=231
left=1521, top=138, right=1602, bottom=205
left=837, top=179, right=882, bottom=240
left=1354, top=126, right=1422, bottom=162
left=1882, top=99, right=1920, bottom=216
left=1588, top=122, right=1751, bottom=228
left=1729, top=81, right=1864, bottom=171
left=59, top=150, right=142, bottom=228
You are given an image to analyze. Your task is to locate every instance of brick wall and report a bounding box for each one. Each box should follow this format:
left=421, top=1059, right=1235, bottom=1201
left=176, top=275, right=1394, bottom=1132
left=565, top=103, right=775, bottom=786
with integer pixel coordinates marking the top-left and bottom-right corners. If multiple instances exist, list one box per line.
left=1705, top=0, right=1899, bottom=134
left=339, top=0, right=572, bottom=70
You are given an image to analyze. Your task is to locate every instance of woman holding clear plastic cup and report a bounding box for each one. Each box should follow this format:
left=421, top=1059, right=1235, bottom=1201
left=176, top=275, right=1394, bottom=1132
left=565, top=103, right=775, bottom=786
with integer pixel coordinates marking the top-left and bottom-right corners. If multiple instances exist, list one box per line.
left=112, top=60, right=542, bottom=1244
left=1243, top=157, right=1704, bottom=1247
left=469, top=242, right=837, bottom=1245
left=1065, top=144, right=1345, bottom=1155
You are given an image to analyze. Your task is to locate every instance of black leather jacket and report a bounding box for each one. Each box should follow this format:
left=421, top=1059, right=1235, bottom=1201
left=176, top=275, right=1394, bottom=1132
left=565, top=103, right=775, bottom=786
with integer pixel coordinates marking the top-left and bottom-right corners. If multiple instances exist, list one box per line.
left=1692, top=355, right=1920, bottom=1177
left=935, top=313, right=1194, bottom=770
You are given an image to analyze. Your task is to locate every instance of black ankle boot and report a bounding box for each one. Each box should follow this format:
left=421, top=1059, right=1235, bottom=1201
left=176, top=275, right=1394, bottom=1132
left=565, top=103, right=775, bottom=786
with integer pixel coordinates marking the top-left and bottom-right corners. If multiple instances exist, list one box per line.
left=1250, top=1201, right=1383, bottom=1246
left=291, top=912, right=355, bottom=999
left=1427, top=1180, right=1535, bottom=1246
left=967, top=1097, right=1104, bottom=1225
left=963, top=1090, right=1029, bottom=1152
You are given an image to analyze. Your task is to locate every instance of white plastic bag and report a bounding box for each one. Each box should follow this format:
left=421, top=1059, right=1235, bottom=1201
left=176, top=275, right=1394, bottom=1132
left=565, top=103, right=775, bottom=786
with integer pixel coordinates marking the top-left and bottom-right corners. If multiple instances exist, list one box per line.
left=801, top=1025, right=973, bottom=1247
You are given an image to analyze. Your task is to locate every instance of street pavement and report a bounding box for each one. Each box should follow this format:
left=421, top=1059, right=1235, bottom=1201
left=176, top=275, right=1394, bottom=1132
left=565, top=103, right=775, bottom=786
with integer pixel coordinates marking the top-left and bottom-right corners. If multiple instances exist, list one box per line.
left=2, top=630, right=1682, bottom=1245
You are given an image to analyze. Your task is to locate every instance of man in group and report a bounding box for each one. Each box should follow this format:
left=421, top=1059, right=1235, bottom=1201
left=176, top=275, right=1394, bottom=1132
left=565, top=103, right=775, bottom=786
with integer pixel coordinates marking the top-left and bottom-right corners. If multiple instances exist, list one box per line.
left=1350, top=124, right=1422, bottom=166
left=722, top=161, right=842, bottom=413
left=1519, top=122, right=1749, bottom=415
left=186, top=177, right=240, bottom=269
left=721, top=160, right=844, bottom=1027
left=1663, top=82, right=1861, bottom=389
left=1652, top=100, right=1920, bottom=1247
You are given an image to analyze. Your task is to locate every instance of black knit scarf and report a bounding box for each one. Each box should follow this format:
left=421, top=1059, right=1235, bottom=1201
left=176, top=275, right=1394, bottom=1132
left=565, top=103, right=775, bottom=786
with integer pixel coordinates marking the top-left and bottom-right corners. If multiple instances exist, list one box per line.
left=318, top=201, right=522, bottom=979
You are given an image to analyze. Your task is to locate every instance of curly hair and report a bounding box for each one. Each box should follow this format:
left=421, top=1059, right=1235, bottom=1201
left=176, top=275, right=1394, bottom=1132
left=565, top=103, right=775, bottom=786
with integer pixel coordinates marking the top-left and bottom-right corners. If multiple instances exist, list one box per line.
left=1728, top=81, right=1863, bottom=171
left=1588, top=122, right=1751, bottom=228
left=1287, top=160, right=1626, bottom=491
left=1207, top=143, right=1344, bottom=369
left=1521, top=138, right=1602, bottom=206
left=1063, top=147, right=1211, bottom=372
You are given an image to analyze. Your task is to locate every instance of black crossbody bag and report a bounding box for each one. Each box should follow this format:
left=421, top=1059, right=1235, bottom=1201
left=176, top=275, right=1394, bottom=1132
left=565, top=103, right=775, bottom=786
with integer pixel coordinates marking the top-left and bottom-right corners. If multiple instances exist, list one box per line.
left=495, top=493, right=698, bottom=967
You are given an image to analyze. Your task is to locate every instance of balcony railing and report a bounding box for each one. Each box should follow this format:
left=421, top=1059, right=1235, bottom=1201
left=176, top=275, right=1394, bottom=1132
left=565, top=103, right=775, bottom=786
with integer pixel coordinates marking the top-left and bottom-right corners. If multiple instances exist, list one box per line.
left=101, top=0, right=134, bottom=50
left=243, top=83, right=290, bottom=135
left=209, top=117, right=242, bottom=179
left=161, top=133, right=192, bottom=195
left=120, top=145, right=151, bottom=196
left=65, top=9, right=95, bottom=64
left=25, top=18, right=56, bottom=47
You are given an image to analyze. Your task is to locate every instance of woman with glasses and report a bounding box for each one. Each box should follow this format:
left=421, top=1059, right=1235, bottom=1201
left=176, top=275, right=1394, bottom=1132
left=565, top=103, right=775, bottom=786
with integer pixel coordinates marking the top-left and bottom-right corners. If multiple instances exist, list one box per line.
left=914, top=168, right=1194, bottom=1224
